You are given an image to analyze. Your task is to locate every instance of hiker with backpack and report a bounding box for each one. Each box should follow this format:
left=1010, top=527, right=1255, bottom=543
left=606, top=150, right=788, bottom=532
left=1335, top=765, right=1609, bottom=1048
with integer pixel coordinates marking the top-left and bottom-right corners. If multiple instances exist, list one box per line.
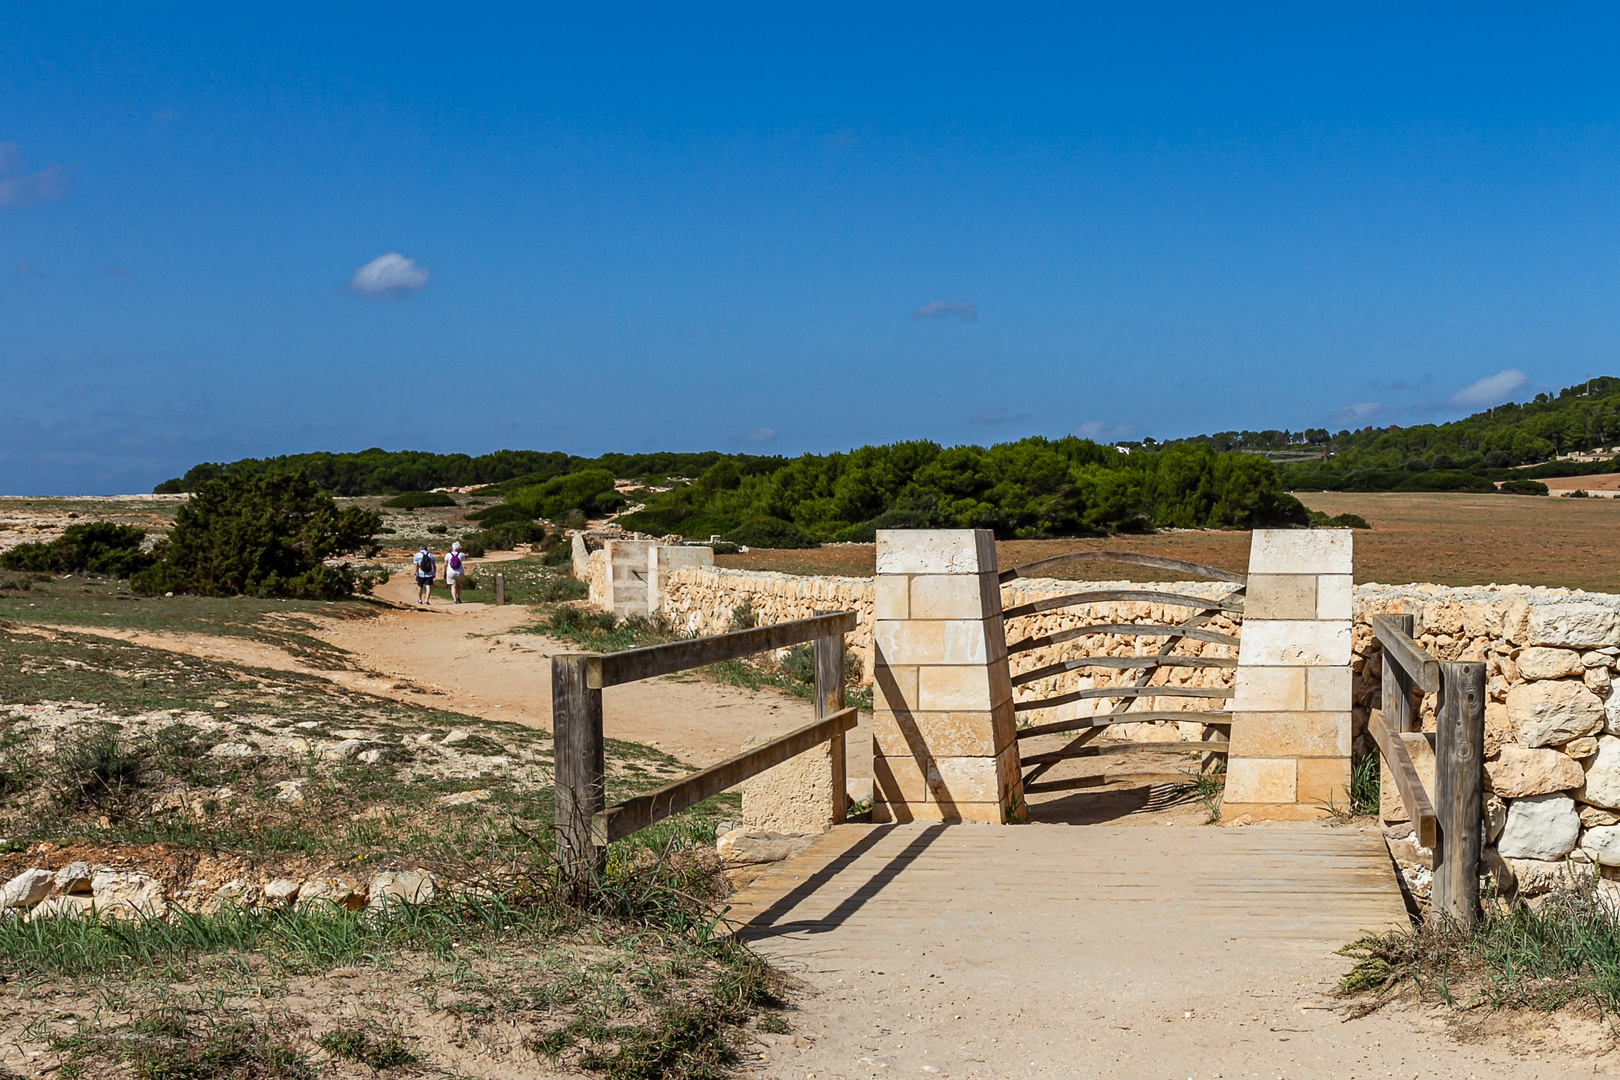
left=445, top=541, right=467, bottom=603
left=412, top=545, right=436, bottom=605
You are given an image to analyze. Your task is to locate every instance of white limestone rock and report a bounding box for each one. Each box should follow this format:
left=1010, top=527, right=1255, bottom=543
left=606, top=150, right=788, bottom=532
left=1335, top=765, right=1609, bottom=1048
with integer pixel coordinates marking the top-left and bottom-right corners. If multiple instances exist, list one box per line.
left=1583, top=824, right=1620, bottom=865
left=53, top=861, right=94, bottom=895
left=1582, top=735, right=1620, bottom=809
left=1517, top=647, right=1585, bottom=680
left=1485, top=793, right=1507, bottom=843
left=1514, top=599, right=1620, bottom=649
left=1485, top=746, right=1584, bottom=797
left=1497, top=792, right=1581, bottom=860
left=1505, top=857, right=1583, bottom=897
left=715, top=829, right=812, bottom=866
left=1583, top=805, right=1620, bottom=827
left=1589, top=667, right=1614, bottom=696
left=367, top=871, right=435, bottom=911
left=1565, top=736, right=1600, bottom=759
left=298, top=877, right=364, bottom=911
left=27, top=895, right=94, bottom=922
left=263, top=879, right=301, bottom=905
left=1509, top=680, right=1606, bottom=747
left=0, top=869, right=55, bottom=911
left=90, top=870, right=165, bottom=919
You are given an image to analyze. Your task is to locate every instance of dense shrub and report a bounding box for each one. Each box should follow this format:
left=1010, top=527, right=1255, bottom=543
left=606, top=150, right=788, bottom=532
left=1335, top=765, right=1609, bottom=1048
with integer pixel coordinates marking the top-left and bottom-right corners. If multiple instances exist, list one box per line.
left=132, top=472, right=382, bottom=599
left=1500, top=479, right=1551, bottom=495
left=1308, top=510, right=1372, bottom=529
left=0, top=523, right=154, bottom=577
left=465, top=503, right=535, bottom=527
left=726, top=517, right=820, bottom=549
left=381, top=491, right=456, bottom=510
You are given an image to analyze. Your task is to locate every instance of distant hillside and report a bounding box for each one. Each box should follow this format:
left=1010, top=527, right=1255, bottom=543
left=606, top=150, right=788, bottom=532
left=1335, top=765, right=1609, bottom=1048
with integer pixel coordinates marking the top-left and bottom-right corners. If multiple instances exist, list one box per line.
left=1159, top=376, right=1620, bottom=492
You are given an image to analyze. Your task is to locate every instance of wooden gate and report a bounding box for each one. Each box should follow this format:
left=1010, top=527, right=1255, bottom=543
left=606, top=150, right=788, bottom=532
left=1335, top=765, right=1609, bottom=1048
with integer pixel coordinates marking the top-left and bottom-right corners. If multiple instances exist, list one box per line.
left=1000, top=551, right=1246, bottom=796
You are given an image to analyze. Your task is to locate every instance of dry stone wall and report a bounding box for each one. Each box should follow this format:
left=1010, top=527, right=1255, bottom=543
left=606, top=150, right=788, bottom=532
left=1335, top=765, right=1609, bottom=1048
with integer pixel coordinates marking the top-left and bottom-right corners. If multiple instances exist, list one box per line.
left=1354, top=583, right=1620, bottom=908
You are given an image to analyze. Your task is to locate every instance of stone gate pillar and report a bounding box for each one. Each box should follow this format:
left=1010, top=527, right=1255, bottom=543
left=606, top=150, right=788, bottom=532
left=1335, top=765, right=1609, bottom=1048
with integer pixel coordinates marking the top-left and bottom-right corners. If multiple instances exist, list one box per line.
left=871, top=529, right=1024, bottom=823
left=1223, top=529, right=1355, bottom=822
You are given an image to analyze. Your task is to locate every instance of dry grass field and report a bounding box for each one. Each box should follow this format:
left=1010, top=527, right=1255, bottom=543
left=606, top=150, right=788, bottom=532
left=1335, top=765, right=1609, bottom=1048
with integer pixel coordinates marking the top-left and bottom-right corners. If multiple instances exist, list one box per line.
left=717, top=491, right=1620, bottom=591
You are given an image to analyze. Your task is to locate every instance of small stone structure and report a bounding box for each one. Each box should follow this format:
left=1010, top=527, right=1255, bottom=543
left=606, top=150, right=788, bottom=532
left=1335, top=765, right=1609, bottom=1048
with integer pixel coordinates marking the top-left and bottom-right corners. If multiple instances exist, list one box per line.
left=1223, top=530, right=1355, bottom=821
left=572, top=532, right=715, bottom=618
left=870, top=530, right=1023, bottom=824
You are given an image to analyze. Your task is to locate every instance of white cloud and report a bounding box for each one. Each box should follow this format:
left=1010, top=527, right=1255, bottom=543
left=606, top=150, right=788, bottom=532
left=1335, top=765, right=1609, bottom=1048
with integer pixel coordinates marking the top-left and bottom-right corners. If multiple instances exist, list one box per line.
left=1072, top=420, right=1141, bottom=443
left=0, top=142, right=69, bottom=210
left=1449, top=368, right=1530, bottom=409
left=742, top=427, right=777, bottom=443
left=15, top=258, right=45, bottom=279
left=911, top=299, right=978, bottom=322
left=348, top=252, right=429, bottom=299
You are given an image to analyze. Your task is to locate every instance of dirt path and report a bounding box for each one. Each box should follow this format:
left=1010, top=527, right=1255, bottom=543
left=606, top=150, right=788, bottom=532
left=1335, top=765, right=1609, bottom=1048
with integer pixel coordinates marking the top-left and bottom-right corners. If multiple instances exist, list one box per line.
left=727, top=820, right=1620, bottom=1078
left=54, top=567, right=872, bottom=776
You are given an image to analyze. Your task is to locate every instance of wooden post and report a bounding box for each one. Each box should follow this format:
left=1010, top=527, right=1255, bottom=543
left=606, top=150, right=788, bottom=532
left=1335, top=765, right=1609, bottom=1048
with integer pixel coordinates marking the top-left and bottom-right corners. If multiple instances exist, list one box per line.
left=552, top=654, right=605, bottom=876
left=1433, top=660, right=1485, bottom=926
left=813, top=611, right=848, bottom=826
left=1381, top=613, right=1417, bottom=732
left=495, top=572, right=505, bottom=606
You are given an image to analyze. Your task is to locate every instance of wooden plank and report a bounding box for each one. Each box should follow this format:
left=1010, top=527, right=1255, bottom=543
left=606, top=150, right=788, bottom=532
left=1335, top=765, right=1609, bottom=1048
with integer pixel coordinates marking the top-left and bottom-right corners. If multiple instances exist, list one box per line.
left=1370, top=614, right=1439, bottom=694
left=1379, top=614, right=1416, bottom=733
left=1016, top=711, right=1231, bottom=740
left=1001, top=588, right=1245, bottom=622
left=1020, top=739, right=1229, bottom=769
left=588, top=611, right=858, bottom=688
left=1008, top=623, right=1239, bottom=656
left=1012, top=655, right=1237, bottom=688
left=1014, top=685, right=1231, bottom=713
left=1368, top=709, right=1437, bottom=848
left=813, top=611, right=848, bottom=826
left=999, top=550, right=1247, bottom=585
left=592, top=708, right=859, bottom=845
left=1433, top=661, right=1485, bottom=927
left=552, top=654, right=606, bottom=874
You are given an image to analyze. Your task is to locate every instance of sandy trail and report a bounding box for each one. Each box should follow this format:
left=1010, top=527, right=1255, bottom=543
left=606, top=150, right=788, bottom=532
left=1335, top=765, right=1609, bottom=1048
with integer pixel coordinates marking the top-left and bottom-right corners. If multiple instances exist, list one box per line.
left=55, top=567, right=872, bottom=775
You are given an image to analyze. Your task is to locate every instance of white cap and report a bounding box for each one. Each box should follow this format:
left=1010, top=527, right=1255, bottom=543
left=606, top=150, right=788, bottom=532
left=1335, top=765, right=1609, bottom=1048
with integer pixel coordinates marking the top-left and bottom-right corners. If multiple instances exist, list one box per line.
left=451, top=541, right=461, bottom=551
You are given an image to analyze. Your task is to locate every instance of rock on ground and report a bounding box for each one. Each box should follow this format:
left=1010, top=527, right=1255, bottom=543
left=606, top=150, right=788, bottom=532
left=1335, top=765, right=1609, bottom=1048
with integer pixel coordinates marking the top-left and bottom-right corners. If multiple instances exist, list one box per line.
left=0, top=869, right=55, bottom=911
left=90, top=870, right=165, bottom=919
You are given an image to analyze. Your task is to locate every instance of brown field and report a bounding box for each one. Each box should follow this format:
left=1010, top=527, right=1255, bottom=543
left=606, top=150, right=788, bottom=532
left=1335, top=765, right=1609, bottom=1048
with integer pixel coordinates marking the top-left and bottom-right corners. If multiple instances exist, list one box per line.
left=717, top=491, right=1620, bottom=591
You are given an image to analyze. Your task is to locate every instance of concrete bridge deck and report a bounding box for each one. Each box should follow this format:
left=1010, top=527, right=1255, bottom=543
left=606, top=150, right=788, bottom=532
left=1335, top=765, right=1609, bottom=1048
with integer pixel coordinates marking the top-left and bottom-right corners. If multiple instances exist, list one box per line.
left=724, top=820, right=1609, bottom=1078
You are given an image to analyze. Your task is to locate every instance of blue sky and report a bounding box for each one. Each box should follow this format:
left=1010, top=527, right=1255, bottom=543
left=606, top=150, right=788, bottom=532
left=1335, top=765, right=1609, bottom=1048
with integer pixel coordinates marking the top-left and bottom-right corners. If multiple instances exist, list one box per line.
left=3, top=5, right=1620, bottom=493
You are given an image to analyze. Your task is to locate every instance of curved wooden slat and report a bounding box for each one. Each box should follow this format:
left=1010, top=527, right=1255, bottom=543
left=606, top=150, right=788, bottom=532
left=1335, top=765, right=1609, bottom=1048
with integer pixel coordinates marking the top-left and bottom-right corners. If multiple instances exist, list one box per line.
left=1014, top=685, right=1233, bottom=712
left=1011, top=654, right=1237, bottom=687
left=999, top=550, right=1247, bottom=585
left=1020, top=739, right=1229, bottom=768
left=1007, top=623, right=1239, bottom=656
left=1001, top=588, right=1245, bottom=622
left=1016, top=711, right=1231, bottom=740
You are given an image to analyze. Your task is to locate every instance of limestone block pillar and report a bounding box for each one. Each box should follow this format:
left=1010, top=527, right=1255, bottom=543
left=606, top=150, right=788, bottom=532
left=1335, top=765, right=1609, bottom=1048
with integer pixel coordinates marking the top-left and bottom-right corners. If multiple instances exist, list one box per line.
left=871, top=529, right=1024, bottom=824
left=1223, top=529, right=1355, bottom=821
left=602, top=539, right=656, bottom=617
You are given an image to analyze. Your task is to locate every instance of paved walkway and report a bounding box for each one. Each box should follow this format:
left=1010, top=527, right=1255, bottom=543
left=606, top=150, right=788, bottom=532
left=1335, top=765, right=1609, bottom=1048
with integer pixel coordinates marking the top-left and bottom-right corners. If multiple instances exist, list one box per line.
left=726, top=820, right=1619, bottom=1078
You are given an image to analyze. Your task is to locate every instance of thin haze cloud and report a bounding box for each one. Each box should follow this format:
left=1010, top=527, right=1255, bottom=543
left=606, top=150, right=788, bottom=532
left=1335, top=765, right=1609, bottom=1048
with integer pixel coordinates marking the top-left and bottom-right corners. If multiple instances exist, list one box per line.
left=911, top=299, right=977, bottom=322
left=1072, top=420, right=1140, bottom=442
left=1449, top=368, right=1530, bottom=409
left=742, top=427, right=777, bottom=443
left=0, top=142, right=69, bottom=210
left=348, top=252, right=430, bottom=299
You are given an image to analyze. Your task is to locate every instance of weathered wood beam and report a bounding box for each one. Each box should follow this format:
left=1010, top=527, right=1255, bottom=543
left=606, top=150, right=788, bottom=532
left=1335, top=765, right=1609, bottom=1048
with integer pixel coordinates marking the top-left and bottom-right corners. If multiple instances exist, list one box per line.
left=592, top=708, right=858, bottom=846
left=1370, top=614, right=1440, bottom=694
left=1012, top=655, right=1238, bottom=688
left=586, top=611, right=858, bottom=688
left=1016, top=711, right=1231, bottom=740
left=1013, top=685, right=1233, bottom=712
left=1008, top=623, right=1239, bottom=656
left=1368, top=708, right=1437, bottom=848
left=1001, top=588, right=1245, bottom=622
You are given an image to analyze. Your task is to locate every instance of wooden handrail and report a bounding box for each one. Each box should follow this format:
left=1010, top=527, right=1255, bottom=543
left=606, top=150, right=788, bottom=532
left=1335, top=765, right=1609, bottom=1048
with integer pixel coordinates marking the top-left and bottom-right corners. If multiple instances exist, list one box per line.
left=1370, top=614, right=1440, bottom=693
left=1000, top=588, right=1245, bottom=622
left=999, top=550, right=1247, bottom=585
left=1367, top=708, right=1437, bottom=848
left=1012, top=655, right=1237, bottom=687
left=580, top=611, right=858, bottom=688
left=591, top=707, right=859, bottom=846
left=1013, top=685, right=1232, bottom=713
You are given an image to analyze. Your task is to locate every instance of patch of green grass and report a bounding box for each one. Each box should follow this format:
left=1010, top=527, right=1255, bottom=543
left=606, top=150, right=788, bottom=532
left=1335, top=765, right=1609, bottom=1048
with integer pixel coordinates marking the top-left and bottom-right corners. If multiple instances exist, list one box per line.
left=52, top=1010, right=316, bottom=1080
left=1351, top=752, right=1380, bottom=816
left=1339, top=877, right=1620, bottom=1011
left=317, top=1026, right=416, bottom=1069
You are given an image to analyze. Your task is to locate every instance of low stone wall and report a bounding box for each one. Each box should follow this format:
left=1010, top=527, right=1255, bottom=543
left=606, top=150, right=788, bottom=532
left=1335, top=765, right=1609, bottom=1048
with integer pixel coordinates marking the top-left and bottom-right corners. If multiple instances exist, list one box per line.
left=1354, top=584, right=1620, bottom=907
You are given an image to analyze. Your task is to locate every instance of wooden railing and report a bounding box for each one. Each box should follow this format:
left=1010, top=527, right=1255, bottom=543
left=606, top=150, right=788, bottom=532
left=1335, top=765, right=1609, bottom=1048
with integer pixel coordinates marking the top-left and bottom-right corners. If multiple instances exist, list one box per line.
left=1368, top=613, right=1485, bottom=925
left=1001, top=551, right=1242, bottom=793
left=552, top=610, right=859, bottom=872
